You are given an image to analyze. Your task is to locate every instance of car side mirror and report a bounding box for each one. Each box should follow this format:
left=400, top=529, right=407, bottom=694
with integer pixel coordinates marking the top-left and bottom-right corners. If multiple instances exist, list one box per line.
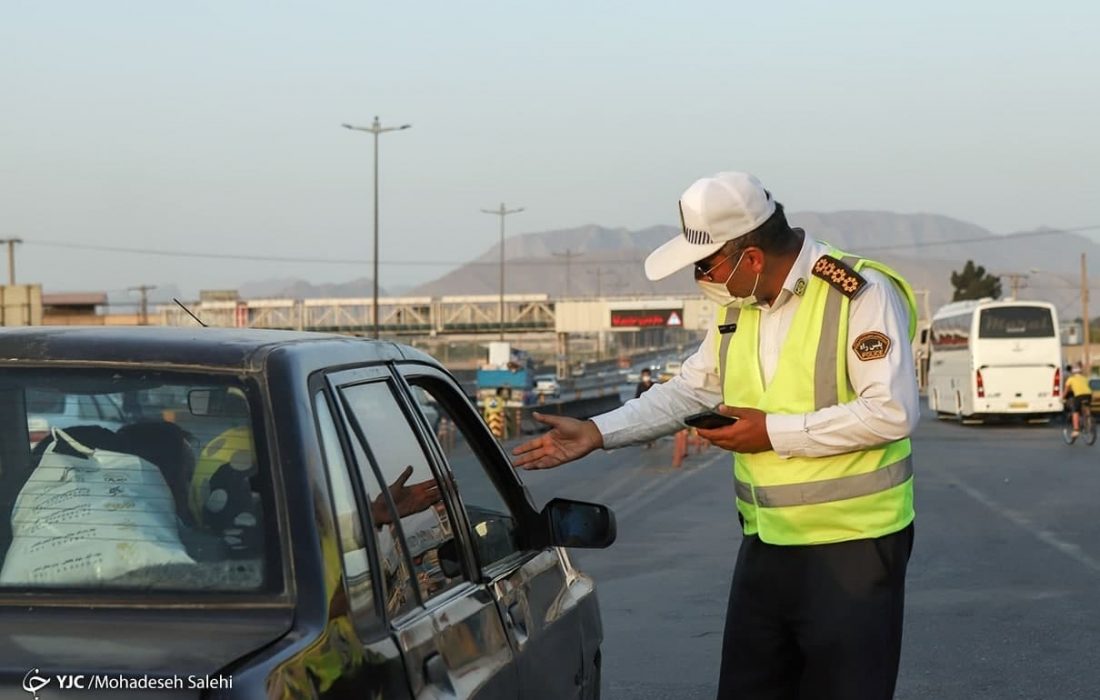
left=542, top=498, right=616, bottom=549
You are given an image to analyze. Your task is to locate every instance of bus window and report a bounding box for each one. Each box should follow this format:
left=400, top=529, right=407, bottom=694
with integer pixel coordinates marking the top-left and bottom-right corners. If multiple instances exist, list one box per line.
left=979, top=307, right=1054, bottom=338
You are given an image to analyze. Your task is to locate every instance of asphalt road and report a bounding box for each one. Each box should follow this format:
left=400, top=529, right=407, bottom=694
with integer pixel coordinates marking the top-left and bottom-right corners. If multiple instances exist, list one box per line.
left=515, top=403, right=1100, bottom=699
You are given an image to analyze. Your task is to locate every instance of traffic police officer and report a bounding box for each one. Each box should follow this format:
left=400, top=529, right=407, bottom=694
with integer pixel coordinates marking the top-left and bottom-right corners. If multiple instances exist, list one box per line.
left=512, top=171, right=919, bottom=699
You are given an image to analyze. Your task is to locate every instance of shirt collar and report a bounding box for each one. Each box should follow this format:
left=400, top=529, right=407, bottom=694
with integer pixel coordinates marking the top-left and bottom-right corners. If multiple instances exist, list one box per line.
left=762, top=231, right=826, bottom=312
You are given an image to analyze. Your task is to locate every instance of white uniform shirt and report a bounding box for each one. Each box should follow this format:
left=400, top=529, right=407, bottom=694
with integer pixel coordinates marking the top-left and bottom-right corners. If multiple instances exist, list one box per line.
left=591, top=236, right=920, bottom=458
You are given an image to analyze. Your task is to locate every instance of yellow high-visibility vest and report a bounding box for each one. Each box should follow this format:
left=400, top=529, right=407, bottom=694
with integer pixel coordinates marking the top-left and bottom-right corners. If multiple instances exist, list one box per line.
left=716, top=250, right=917, bottom=545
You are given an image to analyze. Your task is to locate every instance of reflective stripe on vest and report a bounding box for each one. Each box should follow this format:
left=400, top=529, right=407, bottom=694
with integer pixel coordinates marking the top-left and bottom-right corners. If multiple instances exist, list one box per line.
left=812, top=255, right=858, bottom=409
left=715, top=249, right=917, bottom=545
left=736, top=455, right=912, bottom=507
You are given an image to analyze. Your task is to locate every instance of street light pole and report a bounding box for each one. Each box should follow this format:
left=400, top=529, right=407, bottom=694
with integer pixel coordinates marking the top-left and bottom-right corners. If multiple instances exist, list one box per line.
left=1082, top=253, right=1091, bottom=373
left=342, top=117, right=411, bottom=339
left=480, top=203, right=525, bottom=340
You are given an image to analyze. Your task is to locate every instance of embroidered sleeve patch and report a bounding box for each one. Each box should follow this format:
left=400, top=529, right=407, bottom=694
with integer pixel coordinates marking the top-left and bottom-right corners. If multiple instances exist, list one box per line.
left=853, top=331, right=891, bottom=361
left=812, top=256, right=867, bottom=298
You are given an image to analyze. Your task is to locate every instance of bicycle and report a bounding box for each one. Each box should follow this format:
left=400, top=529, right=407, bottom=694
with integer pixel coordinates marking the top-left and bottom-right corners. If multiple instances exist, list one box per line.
left=1062, top=401, right=1096, bottom=445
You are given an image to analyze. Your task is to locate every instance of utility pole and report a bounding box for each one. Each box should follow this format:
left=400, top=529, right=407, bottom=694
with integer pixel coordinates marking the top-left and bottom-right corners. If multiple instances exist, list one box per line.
left=1002, top=272, right=1029, bottom=299
left=1082, top=253, right=1091, bottom=373
left=129, top=285, right=157, bottom=325
left=553, top=248, right=582, bottom=297
left=480, top=203, right=525, bottom=340
left=0, top=238, right=23, bottom=285
left=342, top=117, right=412, bottom=339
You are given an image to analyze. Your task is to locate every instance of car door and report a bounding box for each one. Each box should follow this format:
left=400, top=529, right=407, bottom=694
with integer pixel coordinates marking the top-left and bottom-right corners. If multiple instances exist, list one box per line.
left=328, top=365, right=519, bottom=699
left=397, top=365, right=601, bottom=700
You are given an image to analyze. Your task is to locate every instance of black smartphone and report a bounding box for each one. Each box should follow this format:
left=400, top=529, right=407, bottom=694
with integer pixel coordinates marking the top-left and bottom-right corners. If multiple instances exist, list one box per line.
left=683, top=410, right=738, bottom=429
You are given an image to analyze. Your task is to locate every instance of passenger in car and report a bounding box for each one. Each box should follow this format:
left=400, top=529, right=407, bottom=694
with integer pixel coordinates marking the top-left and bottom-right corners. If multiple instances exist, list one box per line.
left=115, top=421, right=197, bottom=524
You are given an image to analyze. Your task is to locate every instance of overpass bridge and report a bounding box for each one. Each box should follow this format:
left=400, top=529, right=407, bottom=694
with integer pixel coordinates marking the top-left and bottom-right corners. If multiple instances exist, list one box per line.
left=160, top=293, right=715, bottom=335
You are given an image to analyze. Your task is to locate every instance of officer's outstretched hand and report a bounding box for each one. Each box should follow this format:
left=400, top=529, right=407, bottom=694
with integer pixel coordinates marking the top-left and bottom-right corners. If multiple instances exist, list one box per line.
left=696, top=405, right=772, bottom=453
left=511, top=413, right=604, bottom=470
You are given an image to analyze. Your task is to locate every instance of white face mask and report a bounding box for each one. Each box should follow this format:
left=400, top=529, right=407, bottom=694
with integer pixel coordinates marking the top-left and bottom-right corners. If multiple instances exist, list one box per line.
left=696, top=249, right=760, bottom=308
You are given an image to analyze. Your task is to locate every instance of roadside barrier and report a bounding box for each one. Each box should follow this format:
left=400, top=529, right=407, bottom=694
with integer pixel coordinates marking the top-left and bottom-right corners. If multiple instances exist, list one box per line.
left=513, top=394, right=625, bottom=435
left=483, top=398, right=506, bottom=439
left=672, top=428, right=711, bottom=469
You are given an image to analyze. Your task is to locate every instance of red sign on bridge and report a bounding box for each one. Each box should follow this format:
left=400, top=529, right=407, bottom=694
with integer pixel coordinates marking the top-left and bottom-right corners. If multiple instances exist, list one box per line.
left=610, top=308, right=683, bottom=328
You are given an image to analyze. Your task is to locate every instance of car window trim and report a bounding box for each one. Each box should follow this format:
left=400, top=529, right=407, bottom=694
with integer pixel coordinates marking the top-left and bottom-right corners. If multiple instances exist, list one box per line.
left=324, top=368, right=427, bottom=614
left=309, top=376, right=387, bottom=633
left=394, top=365, right=542, bottom=552
left=391, top=579, right=481, bottom=625
left=387, top=372, right=492, bottom=582
left=331, top=372, right=465, bottom=611
left=401, top=377, right=557, bottom=585
left=338, top=374, right=495, bottom=604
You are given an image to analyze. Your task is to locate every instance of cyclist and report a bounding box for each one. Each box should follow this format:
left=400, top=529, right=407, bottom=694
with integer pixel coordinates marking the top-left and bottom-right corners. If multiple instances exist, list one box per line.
left=1063, top=364, right=1091, bottom=438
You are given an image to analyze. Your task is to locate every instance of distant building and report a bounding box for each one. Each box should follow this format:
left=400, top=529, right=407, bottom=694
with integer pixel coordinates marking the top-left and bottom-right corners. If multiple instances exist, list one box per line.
left=42, top=292, right=107, bottom=325
left=0, top=285, right=43, bottom=326
left=1061, top=322, right=1082, bottom=346
left=42, top=292, right=150, bottom=326
left=199, top=289, right=241, bottom=303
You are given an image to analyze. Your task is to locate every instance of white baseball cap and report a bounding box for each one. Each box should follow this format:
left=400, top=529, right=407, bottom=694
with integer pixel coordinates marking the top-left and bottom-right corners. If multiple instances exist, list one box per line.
left=644, top=171, right=776, bottom=281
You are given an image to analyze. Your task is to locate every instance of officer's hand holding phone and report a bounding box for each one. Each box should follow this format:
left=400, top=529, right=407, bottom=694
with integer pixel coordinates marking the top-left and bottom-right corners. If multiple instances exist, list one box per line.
left=683, top=410, right=738, bottom=430
left=688, top=405, right=773, bottom=454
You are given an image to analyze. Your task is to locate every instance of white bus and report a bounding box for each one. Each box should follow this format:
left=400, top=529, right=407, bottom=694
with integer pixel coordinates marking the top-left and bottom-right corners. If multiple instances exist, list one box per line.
left=926, top=299, right=1062, bottom=421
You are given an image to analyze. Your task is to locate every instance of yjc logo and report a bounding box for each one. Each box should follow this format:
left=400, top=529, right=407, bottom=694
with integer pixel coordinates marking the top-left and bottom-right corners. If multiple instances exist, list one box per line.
left=22, top=669, right=51, bottom=699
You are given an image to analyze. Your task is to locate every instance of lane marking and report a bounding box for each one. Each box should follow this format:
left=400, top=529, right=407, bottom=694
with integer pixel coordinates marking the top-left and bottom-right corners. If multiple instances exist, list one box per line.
left=590, top=463, right=657, bottom=505
left=949, top=476, right=1100, bottom=575
left=614, top=450, right=729, bottom=522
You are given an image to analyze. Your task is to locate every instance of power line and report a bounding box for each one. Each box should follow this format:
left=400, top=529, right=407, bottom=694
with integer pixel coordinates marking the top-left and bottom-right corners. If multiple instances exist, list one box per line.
left=860, top=224, right=1100, bottom=253
left=21, top=222, right=1100, bottom=268
left=23, top=238, right=646, bottom=267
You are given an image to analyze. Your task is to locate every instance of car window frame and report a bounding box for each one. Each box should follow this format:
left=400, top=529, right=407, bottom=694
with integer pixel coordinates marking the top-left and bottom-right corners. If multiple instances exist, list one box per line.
left=394, top=363, right=544, bottom=581
left=309, top=376, right=388, bottom=636
left=324, top=364, right=482, bottom=621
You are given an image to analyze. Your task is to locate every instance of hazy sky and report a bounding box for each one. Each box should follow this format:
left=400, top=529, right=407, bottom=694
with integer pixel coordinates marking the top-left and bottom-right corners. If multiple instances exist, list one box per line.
left=4, top=1, right=1099, bottom=299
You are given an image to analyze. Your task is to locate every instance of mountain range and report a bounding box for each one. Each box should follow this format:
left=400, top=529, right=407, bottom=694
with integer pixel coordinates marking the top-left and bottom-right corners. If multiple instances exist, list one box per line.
left=407, top=212, right=1093, bottom=320
left=127, top=211, right=1095, bottom=322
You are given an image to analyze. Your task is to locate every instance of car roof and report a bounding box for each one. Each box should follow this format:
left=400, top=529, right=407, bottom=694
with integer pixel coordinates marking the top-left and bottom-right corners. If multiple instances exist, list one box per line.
left=0, top=326, right=435, bottom=371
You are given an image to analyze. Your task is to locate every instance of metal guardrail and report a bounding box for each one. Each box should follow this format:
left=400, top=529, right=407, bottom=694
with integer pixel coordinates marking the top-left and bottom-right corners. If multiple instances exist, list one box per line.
left=508, top=393, right=626, bottom=436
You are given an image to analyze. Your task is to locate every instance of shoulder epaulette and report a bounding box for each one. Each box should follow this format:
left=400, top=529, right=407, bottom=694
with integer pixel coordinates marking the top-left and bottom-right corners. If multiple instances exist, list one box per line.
left=811, top=255, right=867, bottom=299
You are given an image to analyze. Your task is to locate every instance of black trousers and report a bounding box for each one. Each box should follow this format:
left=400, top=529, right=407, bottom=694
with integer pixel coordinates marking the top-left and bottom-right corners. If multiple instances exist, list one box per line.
left=716, top=524, right=914, bottom=700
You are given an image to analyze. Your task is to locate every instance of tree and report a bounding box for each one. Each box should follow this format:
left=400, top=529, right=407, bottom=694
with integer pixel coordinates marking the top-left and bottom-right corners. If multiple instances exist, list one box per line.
left=950, top=260, right=1002, bottom=301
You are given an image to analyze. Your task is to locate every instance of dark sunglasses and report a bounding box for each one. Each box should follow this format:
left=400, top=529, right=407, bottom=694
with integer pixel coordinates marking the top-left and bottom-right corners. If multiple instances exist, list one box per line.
left=694, top=248, right=737, bottom=279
